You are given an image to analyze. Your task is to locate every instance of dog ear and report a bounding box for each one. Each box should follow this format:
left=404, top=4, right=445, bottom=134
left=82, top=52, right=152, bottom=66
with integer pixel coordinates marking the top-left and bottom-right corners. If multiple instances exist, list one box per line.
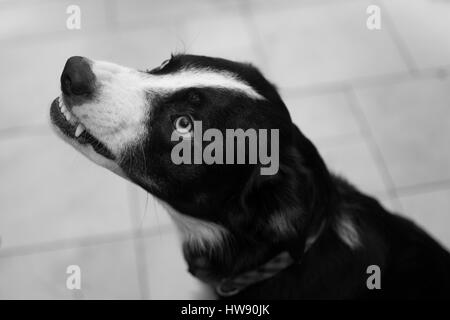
left=290, top=124, right=337, bottom=227
left=236, top=124, right=336, bottom=247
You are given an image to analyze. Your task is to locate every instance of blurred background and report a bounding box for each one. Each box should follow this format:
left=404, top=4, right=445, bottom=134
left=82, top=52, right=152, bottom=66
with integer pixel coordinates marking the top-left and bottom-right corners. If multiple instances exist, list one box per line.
left=0, top=0, right=449, bottom=299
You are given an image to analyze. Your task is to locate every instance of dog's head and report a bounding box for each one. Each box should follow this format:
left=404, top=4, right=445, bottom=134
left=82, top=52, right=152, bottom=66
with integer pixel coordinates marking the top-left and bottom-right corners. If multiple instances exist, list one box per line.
left=50, top=55, right=334, bottom=277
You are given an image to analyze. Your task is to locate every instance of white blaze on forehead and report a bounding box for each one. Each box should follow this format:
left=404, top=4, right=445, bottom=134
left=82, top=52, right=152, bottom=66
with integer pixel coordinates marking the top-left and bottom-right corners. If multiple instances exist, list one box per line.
left=143, top=68, right=264, bottom=100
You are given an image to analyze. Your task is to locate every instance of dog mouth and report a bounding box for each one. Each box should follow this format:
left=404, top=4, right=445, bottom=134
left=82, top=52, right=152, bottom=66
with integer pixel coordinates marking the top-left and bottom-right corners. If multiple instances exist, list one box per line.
left=50, top=95, right=115, bottom=160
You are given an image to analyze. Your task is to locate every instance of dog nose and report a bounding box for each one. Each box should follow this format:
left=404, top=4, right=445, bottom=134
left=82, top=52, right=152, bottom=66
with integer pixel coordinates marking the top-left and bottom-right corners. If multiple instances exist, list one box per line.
left=61, top=56, right=96, bottom=96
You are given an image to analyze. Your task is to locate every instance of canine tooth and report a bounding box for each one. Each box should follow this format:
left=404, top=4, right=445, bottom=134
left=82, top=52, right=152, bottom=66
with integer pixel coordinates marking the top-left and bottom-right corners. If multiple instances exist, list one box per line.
left=64, top=111, right=71, bottom=121
left=61, top=105, right=67, bottom=113
left=75, top=124, right=85, bottom=137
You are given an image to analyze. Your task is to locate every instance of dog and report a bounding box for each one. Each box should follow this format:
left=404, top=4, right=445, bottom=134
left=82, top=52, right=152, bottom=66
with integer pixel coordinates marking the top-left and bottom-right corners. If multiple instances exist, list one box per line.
left=50, top=55, right=450, bottom=299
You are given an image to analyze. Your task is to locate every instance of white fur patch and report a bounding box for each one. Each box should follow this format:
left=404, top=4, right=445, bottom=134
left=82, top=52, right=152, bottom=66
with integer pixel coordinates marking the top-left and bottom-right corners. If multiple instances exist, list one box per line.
left=71, top=61, right=148, bottom=157
left=160, top=202, right=228, bottom=252
left=335, top=215, right=361, bottom=249
left=269, top=213, right=297, bottom=238
left=142, top=68, right=264, bottom=100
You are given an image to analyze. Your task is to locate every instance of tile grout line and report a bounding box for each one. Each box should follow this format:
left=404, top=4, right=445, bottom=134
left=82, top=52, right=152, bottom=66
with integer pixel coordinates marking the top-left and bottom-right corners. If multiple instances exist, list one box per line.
left=0, top=225, right=175, bottom=259
left=345, top=86, right=404, bottom=212
left=280, top=72, right=407, bottom=98
left=375, top=0, right=418, bottom=75
left=395, top=179, right=450, bottom=198
left=126, top=184, right=151, bottom=300
left=280, top=64, right=450, bottom=98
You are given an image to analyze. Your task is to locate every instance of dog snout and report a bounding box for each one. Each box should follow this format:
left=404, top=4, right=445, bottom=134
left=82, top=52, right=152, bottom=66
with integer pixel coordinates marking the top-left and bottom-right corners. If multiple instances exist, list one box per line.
left=61, top=56, right=96, bottom=98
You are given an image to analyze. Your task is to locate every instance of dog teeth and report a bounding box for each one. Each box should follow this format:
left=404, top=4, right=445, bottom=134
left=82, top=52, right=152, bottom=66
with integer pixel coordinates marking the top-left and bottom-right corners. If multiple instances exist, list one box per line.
left=75, top=124, right=85, bottom=138
left=58, top=96, right=65, bottom=108
left=63, top=111, right=71, bottom=121
left=58, top=94, right=83, bottom=136
left=61, top=106, right=71, bottom=121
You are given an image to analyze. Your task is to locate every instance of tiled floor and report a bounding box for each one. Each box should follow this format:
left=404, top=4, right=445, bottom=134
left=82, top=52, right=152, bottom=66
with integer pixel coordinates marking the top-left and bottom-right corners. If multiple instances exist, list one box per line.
left=0, top=0, right=449, bottom=299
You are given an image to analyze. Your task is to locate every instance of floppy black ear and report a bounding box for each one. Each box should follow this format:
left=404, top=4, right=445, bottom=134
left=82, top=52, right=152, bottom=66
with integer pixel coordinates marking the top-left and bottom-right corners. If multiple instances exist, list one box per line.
left=236, top=123, right=336, bottom=250
left=290, top=124, right=337, bottom=224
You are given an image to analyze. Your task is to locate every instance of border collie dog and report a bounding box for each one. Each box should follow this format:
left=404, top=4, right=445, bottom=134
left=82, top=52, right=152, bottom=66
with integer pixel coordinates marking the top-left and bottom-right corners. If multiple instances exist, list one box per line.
left=50, top=55, right=450, bottom=299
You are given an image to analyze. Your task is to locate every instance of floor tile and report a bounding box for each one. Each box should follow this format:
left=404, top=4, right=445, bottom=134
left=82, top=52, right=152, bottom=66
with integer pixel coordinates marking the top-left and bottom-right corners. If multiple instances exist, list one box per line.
left=0, top=133, right=133, bottom=248
left=283, top=91, right=361, bottom=144
left=96, top=27, right=184, bottom=69
left=399, top=189, right=450, bottom=250
left=127, top=184, right=173, bottom=231
left=0, top=39, right=80, bottom=129
left=250, top=0, right=408, bottom=88
left=381, top=0, right=450, bottom=69
left=114, top=0, right=240, bottom=27
left=141, top=231, right=215, bottom=299
left=354, top=76, right=450, bottom=188
left=176, top=11, right=264, bottom=67
left=320, top=138, right=387, bottom=195
left=0, top=239, right=141, bottom=299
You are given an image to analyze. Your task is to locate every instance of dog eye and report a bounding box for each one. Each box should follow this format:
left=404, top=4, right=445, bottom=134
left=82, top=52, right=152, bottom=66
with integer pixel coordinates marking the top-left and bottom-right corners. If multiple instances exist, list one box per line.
left=173, top=115, right=193, bottom=136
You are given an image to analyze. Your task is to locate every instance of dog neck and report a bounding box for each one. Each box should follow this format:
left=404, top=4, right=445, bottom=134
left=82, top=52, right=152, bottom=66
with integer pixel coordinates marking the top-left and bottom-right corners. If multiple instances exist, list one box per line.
left=160, top=198, right=329, bottom=291
left=215, top=221, right=325, bottom=297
